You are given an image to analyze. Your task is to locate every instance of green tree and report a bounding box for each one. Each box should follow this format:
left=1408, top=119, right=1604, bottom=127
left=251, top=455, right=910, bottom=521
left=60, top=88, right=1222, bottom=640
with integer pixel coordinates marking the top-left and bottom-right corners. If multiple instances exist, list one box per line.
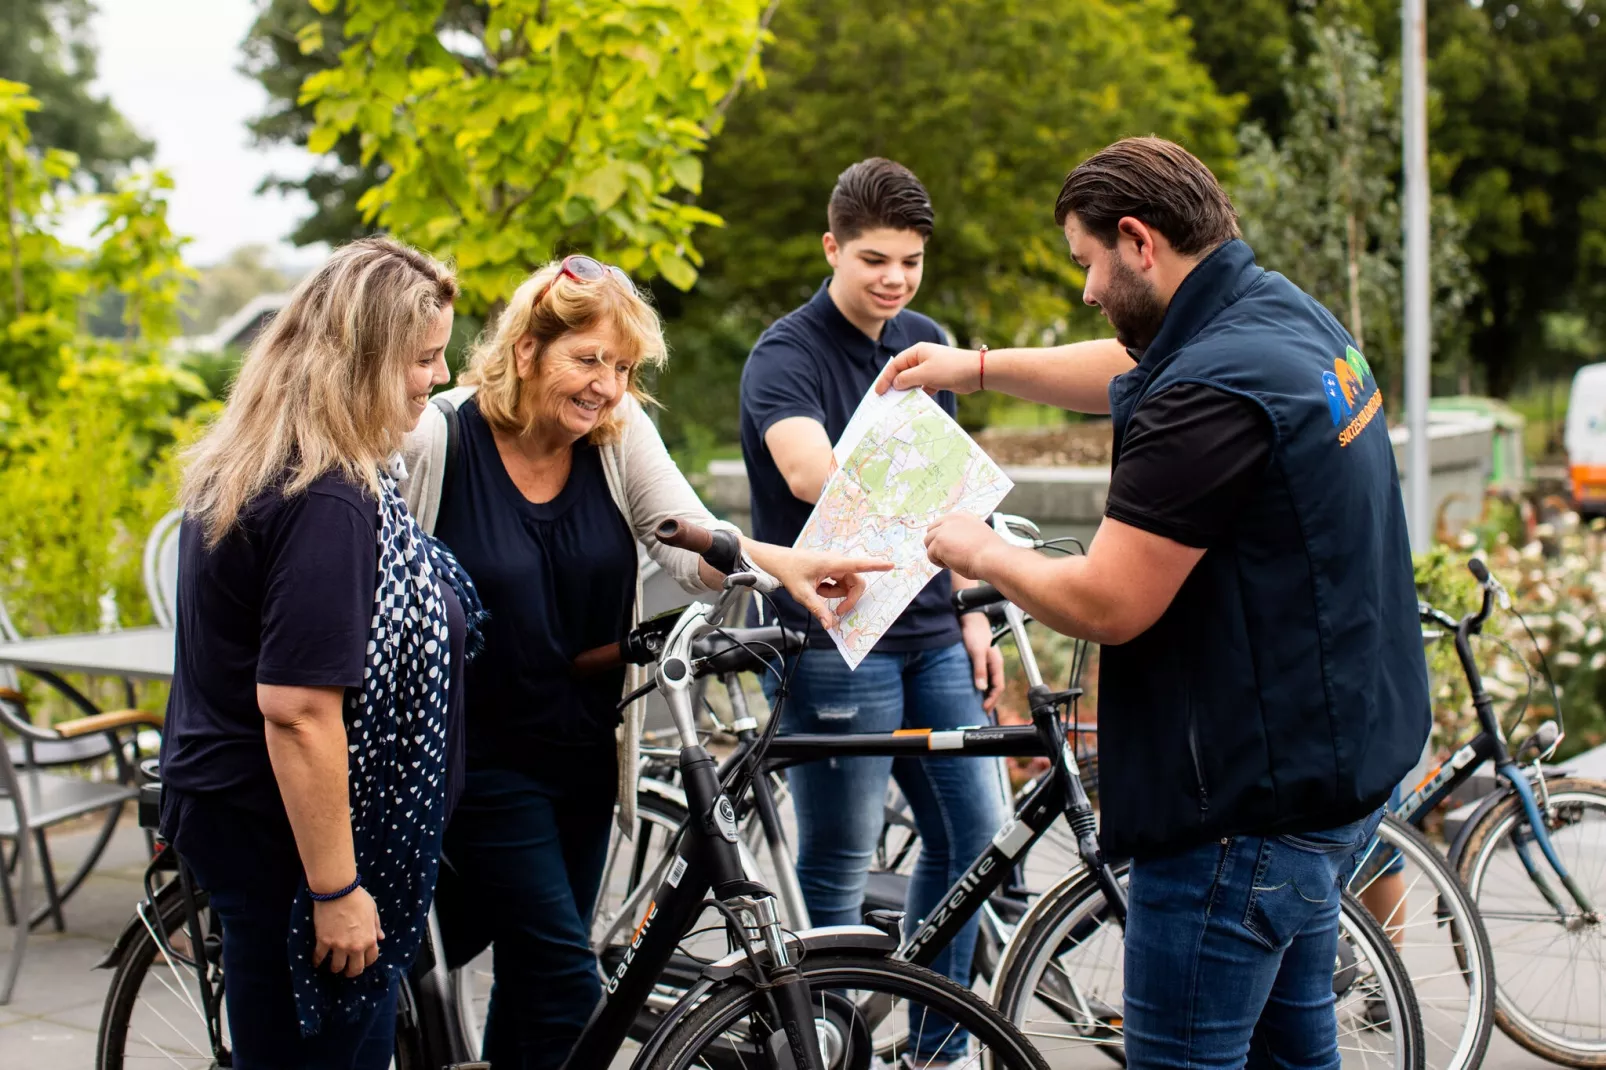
left=1427, top=0, right=1606, bottom=396
left=649, top=0, right=1240, bottom=440
left=0, top=80, right=207, bottom=638
left=1179, top=0, right=1606, bottom=398
left=0, top=0, right=153, bottom=189
left=295, top=0, right=777, bottom=312
left=1232, top=15, right=1478, bottom=400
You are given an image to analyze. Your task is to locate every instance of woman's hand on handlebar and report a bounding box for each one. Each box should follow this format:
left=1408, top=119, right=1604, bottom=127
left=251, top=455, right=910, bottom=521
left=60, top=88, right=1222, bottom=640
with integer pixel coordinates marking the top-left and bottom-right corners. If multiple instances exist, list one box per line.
left=741, top=541, right=893, bottom=631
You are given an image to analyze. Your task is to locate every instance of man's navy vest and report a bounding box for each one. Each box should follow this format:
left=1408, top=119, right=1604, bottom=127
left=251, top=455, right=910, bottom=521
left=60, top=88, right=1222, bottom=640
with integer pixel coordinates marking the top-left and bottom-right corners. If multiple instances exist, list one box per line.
left=1099, top=239, right=1430, bottom=861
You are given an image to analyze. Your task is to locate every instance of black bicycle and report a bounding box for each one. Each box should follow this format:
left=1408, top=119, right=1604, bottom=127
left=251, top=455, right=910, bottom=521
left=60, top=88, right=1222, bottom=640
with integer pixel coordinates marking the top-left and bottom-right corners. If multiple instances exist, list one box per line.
left=93, top=519, right=1049, bottom=1070
left=591, top=515, right=1424, bottom=1069
left=1386, top=557, right=1606, bottom=1067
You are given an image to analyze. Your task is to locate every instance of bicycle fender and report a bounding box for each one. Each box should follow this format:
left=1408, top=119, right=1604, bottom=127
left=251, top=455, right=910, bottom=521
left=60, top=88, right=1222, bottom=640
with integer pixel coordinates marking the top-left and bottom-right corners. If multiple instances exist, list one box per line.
left=990, top=863, right=1110, bottom=994
left=622, top=927, right=900, bottom=1070
left=94, top=874, right=188, bottom=970
left=1445, top=783, right=1515, bottom=872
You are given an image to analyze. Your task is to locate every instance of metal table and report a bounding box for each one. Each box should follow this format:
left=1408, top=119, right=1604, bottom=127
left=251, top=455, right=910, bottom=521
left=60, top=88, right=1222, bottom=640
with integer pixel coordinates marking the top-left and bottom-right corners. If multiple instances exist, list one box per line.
left=0, top=626, right=174, bottom=684
left=0, top=627, right=172, bottom=959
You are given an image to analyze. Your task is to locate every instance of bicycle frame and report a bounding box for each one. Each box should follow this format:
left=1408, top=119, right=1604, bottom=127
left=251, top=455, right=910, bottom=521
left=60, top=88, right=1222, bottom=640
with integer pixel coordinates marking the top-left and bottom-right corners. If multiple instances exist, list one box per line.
left=562, top=578, right=834, bottom=1070
left=1382, top=566, right=1596, bottom=921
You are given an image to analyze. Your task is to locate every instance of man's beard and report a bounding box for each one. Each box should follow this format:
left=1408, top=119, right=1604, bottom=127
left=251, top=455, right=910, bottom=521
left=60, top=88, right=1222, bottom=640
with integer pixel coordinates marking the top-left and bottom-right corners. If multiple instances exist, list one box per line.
left=1098, top=255, right=1168, bottom=352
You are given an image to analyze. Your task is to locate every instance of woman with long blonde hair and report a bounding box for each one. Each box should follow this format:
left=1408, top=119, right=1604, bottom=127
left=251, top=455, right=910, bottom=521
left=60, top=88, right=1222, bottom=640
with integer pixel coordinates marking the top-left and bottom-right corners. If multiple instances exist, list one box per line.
left=398, top=255, right=887, bottom=1069
left=161, top=236, right=482, bottom=1068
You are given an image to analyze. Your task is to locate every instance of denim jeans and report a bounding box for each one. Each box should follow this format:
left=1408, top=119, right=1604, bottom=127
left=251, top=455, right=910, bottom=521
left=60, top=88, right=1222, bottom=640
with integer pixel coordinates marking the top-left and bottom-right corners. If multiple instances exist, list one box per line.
left=437, top=752, right=617, bottom=1070
left=764, top=643, right=1010, bottom=1059
left=166, top=790, right=399, bottom=1070
left=1123, top=809, right=1386, bottom=1070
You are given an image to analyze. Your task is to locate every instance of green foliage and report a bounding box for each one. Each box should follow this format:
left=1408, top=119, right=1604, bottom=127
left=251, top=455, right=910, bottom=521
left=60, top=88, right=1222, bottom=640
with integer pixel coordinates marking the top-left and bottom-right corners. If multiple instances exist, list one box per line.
left=0, top=0, right=153, bottom=189
left=658, top=0, right=1241, bottom=445
left=1232, top=15, right=1479, bottom=402
left=1427, top=0, right=1606, bottom=397
left=692, top=0, right=1240, bottom=345
left=1417, top=529, right=1606, bottom=763
left=0, top=80, right=208, bottom=640
left=296, top=0, right=775, bottom=312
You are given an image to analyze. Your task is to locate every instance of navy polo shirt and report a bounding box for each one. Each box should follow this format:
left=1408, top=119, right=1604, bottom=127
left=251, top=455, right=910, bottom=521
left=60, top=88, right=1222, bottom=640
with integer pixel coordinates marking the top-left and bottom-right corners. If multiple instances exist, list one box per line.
left=739, top=280, right=961, bottom=652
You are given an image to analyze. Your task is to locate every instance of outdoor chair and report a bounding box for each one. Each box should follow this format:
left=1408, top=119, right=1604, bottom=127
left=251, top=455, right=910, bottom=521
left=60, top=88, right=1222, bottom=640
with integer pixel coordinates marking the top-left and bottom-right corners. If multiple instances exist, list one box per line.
left=0, top=599, right=164, bottom=1003
left=142, top=507, right=183, bottom=629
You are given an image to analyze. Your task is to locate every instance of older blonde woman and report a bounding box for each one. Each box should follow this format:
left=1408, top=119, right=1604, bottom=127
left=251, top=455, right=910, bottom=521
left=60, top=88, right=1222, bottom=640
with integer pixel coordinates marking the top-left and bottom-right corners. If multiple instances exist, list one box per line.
left=160, top=237, right=483, bottom=1068
left=399, top=254, right=882, bottom=1069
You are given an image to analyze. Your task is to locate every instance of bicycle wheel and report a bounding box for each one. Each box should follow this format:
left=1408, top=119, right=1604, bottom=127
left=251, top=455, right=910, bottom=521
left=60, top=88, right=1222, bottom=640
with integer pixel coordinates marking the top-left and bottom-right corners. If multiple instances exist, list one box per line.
left=640, top=952, right=1049, bottom=1070
left=96, top=885, right=230, bottom=1069
left=1347, top=814, right=1495, bottom=1070
left=993, top=865, right=1425, bottom=1069
left=1455, top=776, right=1606, bottom=1067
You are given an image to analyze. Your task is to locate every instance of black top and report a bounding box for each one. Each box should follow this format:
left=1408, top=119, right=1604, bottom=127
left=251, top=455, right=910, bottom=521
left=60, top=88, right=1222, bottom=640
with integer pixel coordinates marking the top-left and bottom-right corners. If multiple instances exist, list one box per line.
left=433, top=398, right=635, bottom=767
left=160, top=472, right=468, bottom=818
left=1103, top=381, right=1274, bottom=548
left=739, top=280, right=960, bottom=651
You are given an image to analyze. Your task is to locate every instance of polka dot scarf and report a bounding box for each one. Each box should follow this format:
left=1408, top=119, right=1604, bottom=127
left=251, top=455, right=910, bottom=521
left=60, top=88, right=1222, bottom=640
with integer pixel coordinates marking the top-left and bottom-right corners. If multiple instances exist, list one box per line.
left=287, top=469, right=483, bottom=1037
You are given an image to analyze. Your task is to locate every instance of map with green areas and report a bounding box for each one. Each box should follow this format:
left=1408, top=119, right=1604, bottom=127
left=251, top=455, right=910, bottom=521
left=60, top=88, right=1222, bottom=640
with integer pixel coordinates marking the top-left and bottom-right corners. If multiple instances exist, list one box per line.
left=796, top=385, right=1013, bottom=668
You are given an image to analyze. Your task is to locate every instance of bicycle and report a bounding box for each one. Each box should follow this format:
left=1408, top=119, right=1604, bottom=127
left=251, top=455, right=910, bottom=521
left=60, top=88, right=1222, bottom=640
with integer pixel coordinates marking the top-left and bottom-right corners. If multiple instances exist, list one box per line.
left=95, top=519, right=1049, bottom=1070
left=882, top=519, right=1491, bottom=1070
left=1398, top=557, right=1606, bottom=1066
left=587, top=514, right=1425, bottom=1069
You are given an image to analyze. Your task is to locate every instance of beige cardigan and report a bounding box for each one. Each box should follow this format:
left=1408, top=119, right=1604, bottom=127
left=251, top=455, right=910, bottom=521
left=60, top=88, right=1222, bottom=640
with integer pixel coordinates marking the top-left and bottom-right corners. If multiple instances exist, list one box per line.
left=398, top=385, right=740, bottom=832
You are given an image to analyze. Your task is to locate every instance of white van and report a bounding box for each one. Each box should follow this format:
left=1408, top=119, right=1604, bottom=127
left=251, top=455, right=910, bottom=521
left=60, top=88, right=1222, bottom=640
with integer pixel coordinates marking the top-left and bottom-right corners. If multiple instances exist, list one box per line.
left=1564, top=363, right=1606, bottom=517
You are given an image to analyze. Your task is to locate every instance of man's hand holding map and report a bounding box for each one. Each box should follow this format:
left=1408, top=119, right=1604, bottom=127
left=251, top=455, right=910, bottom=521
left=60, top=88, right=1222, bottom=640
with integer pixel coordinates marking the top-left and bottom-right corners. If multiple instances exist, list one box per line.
left=793, top=382, right=1013, bottom=668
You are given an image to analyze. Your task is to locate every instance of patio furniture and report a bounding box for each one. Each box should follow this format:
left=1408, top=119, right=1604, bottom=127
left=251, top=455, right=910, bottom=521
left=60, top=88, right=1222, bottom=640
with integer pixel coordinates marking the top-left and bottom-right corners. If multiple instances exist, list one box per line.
left=142, top=508, right=183, bottom=629
left=0, top=624, right=170, bottom=1004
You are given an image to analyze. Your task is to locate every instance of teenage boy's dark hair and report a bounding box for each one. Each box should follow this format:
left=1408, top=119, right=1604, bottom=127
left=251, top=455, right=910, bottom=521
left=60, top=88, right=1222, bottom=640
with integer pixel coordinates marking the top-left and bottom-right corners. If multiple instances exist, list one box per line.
left=828, top=158, right=935, bottom=243
left=1054, top=137, right=1240, bottom=256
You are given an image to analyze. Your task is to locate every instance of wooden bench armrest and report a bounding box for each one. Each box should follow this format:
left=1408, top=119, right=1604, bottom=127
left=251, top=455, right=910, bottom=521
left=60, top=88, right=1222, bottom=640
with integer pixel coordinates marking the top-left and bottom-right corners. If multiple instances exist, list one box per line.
left=54, top=709, right=166, bottom=739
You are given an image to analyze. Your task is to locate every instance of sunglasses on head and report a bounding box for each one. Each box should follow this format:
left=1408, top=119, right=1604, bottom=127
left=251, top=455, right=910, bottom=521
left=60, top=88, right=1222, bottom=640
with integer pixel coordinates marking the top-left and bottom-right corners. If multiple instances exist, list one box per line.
left=533, top=254, right=632, bottom=307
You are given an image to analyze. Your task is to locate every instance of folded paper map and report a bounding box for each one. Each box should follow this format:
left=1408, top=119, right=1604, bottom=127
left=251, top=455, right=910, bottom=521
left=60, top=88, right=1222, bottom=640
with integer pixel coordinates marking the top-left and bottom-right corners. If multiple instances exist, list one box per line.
left=795, top=383, right=1014, bottom=668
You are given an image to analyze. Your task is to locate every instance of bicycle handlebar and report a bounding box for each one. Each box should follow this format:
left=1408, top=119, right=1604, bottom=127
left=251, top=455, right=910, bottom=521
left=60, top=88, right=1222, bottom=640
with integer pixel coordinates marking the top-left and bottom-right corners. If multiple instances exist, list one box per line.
left=952, top=583, right=1005, bottom=613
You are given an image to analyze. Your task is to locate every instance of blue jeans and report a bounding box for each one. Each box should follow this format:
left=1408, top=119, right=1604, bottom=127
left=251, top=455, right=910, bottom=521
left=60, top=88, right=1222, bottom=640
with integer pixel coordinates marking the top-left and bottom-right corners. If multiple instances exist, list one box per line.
left=1123, top=809, right=1385, bottom=1070
left=765, top=643, right=1009, bottom=1059
left=166, top=790, right=398, bottom=1070
left=438, top=753, right=616, bottom=1070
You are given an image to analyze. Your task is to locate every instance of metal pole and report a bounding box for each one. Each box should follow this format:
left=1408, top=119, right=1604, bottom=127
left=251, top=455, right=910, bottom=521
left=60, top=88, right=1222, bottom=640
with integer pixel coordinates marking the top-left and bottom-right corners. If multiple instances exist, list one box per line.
left=1403, top=0, right=1432, bottom=550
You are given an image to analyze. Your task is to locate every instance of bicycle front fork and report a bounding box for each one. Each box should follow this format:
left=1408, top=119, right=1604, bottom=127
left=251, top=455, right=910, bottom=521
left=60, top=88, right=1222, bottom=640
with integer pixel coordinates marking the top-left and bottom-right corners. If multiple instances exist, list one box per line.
left=1500, top=762, right=1599, bottom=924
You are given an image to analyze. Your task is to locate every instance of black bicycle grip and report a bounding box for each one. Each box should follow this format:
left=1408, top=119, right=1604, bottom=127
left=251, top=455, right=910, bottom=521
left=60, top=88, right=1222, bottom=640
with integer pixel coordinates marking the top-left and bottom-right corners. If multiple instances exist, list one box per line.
left=1467, top=557, right=1490, bottom=584
left=952, top=583, right=1006, bottom=613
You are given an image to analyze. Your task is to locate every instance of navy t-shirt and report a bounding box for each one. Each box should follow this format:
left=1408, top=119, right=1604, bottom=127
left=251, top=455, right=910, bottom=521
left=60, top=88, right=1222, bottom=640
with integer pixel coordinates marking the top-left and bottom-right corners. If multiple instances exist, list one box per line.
left=739, top=280, right=961, bottom=651
left=433, top=398, right=635, bottom=769
left=160, top=472, right=468, bottom=824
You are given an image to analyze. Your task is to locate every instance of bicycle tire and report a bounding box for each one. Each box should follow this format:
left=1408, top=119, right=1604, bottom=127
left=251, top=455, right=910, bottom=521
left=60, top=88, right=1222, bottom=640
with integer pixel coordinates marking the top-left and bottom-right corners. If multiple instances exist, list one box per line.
left=1455, top=776, right=1606, bottom=1067
left=993, top=864, right=1425, bottom=1069
left=96, top=885, right=225, bottom=1070
left=1347, top=813, right=1495, bottom=1070
left=640, top=952, right=1049, bottom=1070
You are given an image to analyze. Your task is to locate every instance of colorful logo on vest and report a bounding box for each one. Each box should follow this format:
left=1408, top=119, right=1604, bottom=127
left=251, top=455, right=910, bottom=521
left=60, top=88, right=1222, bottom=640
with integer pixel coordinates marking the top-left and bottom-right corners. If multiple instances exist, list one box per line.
left=1322, top=346, right=1382, bottom=447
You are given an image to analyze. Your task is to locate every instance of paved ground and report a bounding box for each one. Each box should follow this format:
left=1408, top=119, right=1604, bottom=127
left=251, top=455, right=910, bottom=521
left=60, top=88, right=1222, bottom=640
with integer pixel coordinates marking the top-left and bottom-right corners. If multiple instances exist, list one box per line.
left=0, top=815, right=1581, bottom=1069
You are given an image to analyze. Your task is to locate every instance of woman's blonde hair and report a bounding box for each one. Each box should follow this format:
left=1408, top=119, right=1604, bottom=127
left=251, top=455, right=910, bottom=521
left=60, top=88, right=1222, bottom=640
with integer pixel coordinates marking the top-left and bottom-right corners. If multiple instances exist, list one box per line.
left=182, top=236, right=458, bottom=545
left=461, top=259, right=666, bottom=443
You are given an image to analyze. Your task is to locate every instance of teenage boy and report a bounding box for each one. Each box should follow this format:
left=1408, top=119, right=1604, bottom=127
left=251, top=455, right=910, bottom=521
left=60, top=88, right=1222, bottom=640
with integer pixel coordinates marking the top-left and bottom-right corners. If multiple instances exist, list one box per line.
left=739, top=158, right=1006, bottom=1066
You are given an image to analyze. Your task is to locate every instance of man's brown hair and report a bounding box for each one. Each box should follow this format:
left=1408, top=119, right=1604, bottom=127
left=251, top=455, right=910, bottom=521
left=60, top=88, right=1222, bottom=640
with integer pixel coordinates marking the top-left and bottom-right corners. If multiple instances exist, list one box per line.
left=828, top=158, right=935, bottom=243
left=1054, top=137, right=1240, bottom=256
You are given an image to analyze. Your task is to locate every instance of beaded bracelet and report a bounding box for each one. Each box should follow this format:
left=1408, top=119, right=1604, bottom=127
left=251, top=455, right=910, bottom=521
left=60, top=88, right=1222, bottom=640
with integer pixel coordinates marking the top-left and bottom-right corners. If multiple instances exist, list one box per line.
left=309, top=875, right=362, bottom=902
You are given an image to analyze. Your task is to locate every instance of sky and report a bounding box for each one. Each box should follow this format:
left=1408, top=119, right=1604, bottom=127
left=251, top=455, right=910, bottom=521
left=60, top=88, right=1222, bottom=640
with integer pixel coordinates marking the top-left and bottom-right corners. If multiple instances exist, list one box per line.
left=86, top=0, right=324, bottom=269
